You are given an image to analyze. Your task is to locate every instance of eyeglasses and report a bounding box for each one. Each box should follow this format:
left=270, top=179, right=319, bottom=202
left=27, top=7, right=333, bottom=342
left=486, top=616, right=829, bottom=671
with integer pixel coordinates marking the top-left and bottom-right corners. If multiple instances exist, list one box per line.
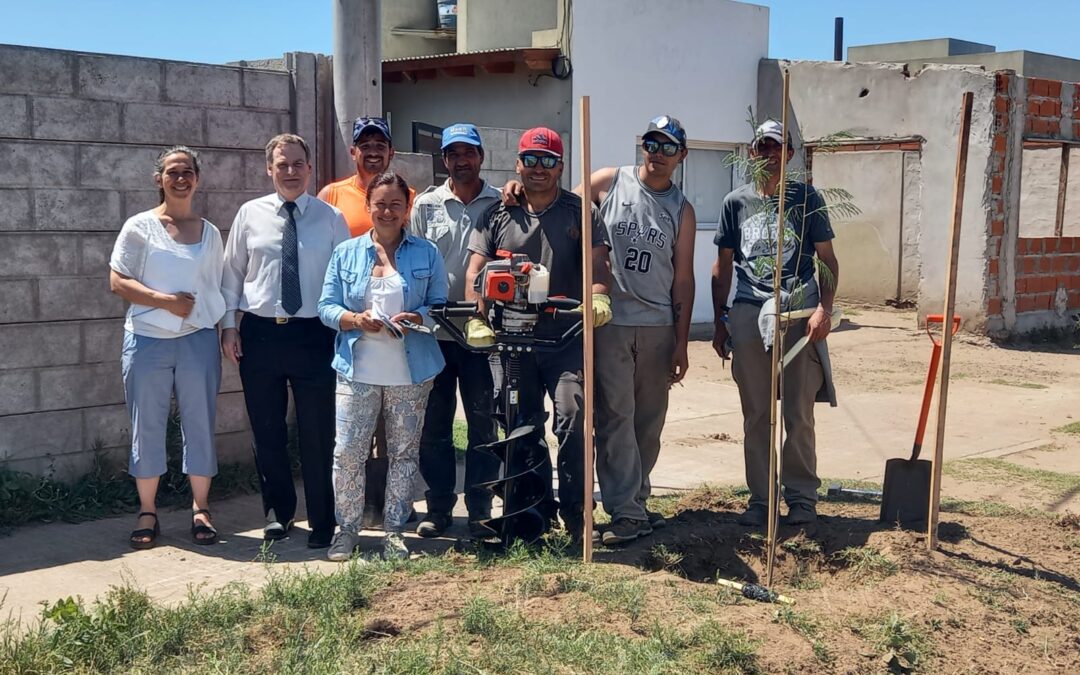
left=642, top=139, right=681, bottom=157
left=520, top=154, right=560, bottom=169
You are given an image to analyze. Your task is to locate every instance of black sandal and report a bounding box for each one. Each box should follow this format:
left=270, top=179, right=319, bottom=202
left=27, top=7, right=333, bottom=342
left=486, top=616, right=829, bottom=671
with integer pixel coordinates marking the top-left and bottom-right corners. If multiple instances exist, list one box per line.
left=130, top=511, right=159, bottom=550
left=191, top=508, right=218, bottom=545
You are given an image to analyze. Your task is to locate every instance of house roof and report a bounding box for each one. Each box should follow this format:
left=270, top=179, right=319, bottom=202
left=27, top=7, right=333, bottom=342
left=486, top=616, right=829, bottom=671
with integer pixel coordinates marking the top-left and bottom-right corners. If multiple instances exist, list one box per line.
left=382, top=47, right=561, bottom=82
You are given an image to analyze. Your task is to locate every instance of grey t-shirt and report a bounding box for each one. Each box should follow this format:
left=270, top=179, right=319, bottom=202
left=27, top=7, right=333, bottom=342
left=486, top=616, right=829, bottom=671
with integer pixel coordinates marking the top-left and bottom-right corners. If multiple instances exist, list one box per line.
left=408, top=179, right=502, bottom=303
left=469, top=189, right=609, bottom=327
left=714, top=182, right=834, bottom=305
left=599, top=165, right=687, bottom=326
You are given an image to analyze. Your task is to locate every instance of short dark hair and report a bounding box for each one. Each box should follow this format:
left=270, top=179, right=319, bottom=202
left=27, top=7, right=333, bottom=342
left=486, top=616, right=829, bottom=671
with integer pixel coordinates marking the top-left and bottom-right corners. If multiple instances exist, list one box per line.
left=365, top=171, right=411, bottom=205
left=265, top=133, right=310, bottom=164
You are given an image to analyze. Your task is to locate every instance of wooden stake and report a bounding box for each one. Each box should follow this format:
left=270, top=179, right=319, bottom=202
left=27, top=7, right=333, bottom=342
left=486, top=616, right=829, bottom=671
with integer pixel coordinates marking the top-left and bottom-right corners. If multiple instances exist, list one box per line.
left=766, top=69, right=791, bottom=587
left=580, top=95, right=595, bottom=563
left=927, top=91, right=973, bottom=551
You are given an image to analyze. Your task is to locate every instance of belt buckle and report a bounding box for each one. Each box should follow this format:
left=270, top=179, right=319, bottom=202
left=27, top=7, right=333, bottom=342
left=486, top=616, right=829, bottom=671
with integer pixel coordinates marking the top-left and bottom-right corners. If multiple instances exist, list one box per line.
left=275, top=317, right=290, bottom=325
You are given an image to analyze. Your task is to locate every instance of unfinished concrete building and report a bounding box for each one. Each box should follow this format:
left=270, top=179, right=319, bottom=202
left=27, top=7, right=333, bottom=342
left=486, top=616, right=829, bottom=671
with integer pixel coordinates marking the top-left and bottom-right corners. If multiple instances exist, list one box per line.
left=759, top=39, right=1080, bottom=335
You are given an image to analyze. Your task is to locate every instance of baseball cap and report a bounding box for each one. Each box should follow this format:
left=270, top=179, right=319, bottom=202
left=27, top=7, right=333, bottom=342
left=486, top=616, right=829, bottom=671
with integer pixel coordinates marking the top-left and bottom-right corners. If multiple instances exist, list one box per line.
left=441, top=123, right=482, bottom=150
left=754, top=119, right=788, bottom=147
left=644, top=115, right=687, bottom=146
left=352, top=116, right=392, bottom=144
left=518, top=127, right=564, bottom=157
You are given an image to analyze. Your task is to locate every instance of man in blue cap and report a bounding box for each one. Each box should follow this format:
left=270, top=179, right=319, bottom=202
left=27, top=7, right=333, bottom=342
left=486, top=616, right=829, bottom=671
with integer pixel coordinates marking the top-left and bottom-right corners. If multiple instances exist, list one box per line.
left=408, top=123, right=503, bottom=538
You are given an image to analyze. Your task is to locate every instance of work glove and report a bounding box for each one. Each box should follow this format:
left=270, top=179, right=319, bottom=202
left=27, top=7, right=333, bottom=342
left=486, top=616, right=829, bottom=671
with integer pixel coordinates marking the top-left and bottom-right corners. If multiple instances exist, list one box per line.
left=465, top=318, right=496, bottom=347
left=588, top=293, right=613, bottom=327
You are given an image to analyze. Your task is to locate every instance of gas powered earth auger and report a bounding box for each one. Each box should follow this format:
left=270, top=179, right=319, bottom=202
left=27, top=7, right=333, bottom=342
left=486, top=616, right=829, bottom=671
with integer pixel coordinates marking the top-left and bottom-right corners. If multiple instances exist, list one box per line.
left=430, top=251, right=582, bottom=547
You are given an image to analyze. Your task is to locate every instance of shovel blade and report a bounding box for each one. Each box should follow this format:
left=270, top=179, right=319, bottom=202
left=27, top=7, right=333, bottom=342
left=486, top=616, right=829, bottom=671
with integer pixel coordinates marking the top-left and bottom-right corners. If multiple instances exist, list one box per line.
left=879, top=458, right=932, bottom=525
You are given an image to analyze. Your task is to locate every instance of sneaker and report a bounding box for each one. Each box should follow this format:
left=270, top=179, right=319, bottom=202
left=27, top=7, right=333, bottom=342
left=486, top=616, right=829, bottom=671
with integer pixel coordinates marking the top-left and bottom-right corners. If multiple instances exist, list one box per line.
left=601, top=518, right=653, bottom=546
left=327, top=530, right=361, bottom=562
left=416, top=512, right=453, bottom=538
left=383, top=533, right=409, bottom=561
left=782, top=503, right=817, bottom=526
left=736, top=504, right=768, bottom=527
left=645, top=509, right=667, bottom=530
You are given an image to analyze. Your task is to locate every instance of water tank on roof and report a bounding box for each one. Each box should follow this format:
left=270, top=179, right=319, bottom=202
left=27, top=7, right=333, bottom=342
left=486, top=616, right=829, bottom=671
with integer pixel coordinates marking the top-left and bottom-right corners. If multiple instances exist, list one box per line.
left=437, top=0, right=458, bottom=30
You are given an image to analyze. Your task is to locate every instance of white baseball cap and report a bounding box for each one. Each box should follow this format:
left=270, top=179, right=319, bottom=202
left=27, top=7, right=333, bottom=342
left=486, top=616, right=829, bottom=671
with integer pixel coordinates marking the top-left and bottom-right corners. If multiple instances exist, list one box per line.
left=754, top=119, right=787, bottom=146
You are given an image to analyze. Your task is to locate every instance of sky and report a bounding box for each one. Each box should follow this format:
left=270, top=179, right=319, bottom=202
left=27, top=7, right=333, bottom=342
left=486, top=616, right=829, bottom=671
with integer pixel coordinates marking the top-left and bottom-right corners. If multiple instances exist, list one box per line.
left=1, top=0, right=1079, bottom=64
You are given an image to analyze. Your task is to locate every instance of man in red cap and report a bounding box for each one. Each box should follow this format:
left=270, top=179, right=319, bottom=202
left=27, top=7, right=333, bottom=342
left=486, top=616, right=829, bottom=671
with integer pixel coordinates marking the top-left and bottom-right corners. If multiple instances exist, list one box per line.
left=465, top=127, right=613, bottom=540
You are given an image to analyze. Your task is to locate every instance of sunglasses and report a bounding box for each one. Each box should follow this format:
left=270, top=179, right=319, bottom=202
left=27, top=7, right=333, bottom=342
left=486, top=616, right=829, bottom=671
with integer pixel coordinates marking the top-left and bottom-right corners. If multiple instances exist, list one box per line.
left=642, top=139, right=681, bottom=157
left=520, top=154, right=560, bottom=169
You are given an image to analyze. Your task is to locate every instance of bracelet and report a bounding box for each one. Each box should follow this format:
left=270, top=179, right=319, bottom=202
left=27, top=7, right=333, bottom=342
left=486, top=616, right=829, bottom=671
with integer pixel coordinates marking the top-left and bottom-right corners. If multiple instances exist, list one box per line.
left=818, top=307, right=833, bottom=317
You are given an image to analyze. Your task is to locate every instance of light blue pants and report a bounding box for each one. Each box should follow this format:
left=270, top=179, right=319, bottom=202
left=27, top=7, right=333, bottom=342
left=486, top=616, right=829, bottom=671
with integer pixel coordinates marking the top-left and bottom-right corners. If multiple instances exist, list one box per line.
left=121, top=329, right=221, bottom=478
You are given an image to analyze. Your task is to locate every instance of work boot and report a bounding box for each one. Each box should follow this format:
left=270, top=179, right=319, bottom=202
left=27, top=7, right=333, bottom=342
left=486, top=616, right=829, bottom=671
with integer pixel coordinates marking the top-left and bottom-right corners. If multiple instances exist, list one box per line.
left=327, top=530, right=362, bottom=562
left=645, top=509, right=667, bottom=530
left=601, top=518, right=653, bottom=546
left=736, top=504, right=768, bottom=527
left=383, top=533, right=409, bottom=561
left=416, top=512, right=453, bottom=538
left=782, top=503, right=817, bottom=526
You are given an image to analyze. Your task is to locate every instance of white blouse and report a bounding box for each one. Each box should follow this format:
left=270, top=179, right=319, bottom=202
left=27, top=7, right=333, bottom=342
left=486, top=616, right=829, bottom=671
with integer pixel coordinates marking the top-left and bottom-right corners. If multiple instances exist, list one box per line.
left=110, top=211, right=227, bottom=338
left=350, top=273, right=412, bottom=386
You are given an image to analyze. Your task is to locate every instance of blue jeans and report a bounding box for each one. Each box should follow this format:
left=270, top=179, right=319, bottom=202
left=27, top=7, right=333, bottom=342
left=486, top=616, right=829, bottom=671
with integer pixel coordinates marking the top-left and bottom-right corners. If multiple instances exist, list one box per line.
left=121, top=329, right=221, bottom=478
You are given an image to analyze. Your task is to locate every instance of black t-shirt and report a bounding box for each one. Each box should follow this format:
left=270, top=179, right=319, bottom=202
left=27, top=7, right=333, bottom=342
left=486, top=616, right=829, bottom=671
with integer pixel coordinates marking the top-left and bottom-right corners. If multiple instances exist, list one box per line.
left=714, top=182, right=834, bottom=304
left=468, top=189, right=609, bottom=301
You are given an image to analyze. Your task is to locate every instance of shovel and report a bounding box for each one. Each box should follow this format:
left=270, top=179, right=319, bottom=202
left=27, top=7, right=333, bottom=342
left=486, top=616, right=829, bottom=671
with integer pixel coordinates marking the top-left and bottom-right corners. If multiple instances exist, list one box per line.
left=879, top=314, right=960, bottom=524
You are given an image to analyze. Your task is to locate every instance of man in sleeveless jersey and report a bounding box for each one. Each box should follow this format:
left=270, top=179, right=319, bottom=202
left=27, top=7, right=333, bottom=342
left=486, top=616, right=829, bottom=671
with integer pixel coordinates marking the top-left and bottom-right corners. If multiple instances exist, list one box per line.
left=588, top=116, right=697, bottom=545
left=317, top=116, right=416, bottom=526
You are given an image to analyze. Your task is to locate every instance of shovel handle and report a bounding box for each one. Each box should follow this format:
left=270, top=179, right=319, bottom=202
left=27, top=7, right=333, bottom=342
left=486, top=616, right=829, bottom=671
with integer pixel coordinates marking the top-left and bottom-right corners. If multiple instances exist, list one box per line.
left=925, top=313, right=961, bottom=347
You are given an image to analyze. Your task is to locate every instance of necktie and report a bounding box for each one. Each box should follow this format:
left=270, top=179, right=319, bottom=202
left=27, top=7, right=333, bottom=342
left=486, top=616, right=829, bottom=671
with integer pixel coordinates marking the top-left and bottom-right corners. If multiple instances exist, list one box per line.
left=281, top=201, right=302, bottom=315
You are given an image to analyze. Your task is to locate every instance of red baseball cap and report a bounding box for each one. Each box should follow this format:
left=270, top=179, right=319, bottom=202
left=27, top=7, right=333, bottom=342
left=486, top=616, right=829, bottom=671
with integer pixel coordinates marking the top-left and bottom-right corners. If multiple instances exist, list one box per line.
left=518, top=127, right=564, bottom=158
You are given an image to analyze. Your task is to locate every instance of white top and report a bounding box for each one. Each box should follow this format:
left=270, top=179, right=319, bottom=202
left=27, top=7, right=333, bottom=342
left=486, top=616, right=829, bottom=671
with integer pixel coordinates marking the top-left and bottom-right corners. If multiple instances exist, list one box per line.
left=350, top=273, right=412, bottom=386
left=109, top=211, right=226, bottom=339
left=221, top=191, right=349, bottom=329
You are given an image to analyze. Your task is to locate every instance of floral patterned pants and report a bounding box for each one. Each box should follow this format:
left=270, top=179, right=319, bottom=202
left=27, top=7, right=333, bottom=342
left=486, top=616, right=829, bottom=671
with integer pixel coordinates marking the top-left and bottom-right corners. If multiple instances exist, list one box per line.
left=333, top=377, right=433, bottom=533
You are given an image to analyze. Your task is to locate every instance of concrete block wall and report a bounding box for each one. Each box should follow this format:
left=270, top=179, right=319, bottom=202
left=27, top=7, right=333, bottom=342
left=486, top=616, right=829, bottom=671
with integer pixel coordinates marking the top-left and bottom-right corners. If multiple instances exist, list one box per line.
left=478, top=126, right=529, bottom=188
left=0, top=44, right=318, bottom=478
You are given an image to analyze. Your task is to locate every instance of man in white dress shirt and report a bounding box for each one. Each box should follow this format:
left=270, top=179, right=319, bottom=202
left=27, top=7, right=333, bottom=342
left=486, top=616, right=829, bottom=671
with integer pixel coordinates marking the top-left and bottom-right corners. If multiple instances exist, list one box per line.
left=222, top=133, right=349, bottom=548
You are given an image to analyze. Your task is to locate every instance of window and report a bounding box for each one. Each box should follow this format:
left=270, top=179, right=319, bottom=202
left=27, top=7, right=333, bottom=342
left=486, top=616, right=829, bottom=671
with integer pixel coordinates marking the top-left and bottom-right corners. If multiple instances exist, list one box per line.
left=635, top=140, right=738, bottom=228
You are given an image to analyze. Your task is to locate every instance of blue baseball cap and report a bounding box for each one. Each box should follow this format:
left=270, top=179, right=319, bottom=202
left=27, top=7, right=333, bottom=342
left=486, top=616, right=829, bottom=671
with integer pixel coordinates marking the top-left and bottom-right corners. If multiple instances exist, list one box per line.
left=644, top=115, right=687, bottom=147
left=441, top=123, right=482, bottom=150
left=352, top=116, right=392, bottom=144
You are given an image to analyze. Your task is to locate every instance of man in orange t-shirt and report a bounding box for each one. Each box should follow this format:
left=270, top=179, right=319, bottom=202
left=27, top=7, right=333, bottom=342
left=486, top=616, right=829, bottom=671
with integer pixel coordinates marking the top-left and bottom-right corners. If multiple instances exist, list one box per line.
left=317, top=116, right=415, bottom=237
left=316, top=116, right=416, bottom=526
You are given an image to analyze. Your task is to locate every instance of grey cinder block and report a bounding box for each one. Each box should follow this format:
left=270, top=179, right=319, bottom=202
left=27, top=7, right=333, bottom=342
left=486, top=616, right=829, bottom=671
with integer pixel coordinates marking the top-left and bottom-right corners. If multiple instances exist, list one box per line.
left=0, top=321, right=81, bottom=370
left=33, top=97, right=122, bottom=143
left=165, top=63, right=241, bottom=107
left=78, top=54, right=162, bottom=102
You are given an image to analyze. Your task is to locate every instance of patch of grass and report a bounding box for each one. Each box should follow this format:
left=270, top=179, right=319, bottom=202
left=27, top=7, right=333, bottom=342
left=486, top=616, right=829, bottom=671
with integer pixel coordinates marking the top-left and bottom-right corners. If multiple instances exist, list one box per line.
left=968, top=569, right=1022, bottom=610
left=943, top=458, right=1080, bottom=499
left=1054, top=421, right=1080, bottom=435
left=774, top=607, right=833, bottom=664
left=452, top=419, right=468, bottom=458
left=646, top=544, right=685, bottom=573
left=854, top=611, right=933, bottom=669
left=833, top=546, right=898, bottom=582
left=987, top=378, right=1049, bottom=389
left=691, top=620, right=761, bottom=673
left=586, top=574, right=648, bottom=621
left=940, top=497, right=1027, bottom=518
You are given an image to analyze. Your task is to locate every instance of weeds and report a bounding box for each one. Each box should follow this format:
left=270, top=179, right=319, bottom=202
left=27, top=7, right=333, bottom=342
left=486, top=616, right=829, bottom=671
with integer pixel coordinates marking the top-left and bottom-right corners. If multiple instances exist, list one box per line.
left=987, top=378, right=1049, bottom=389
left=1054, top=421, right=1080, bottom=434
left=833, top=546, right=898, bottom=582
left=774, top=606, right=833, bottom=664
left=691, top=620, right=761, bottom=673
left=943, top=458, right=1080, bottom=500
left=854, top=611, right=933, bottom=669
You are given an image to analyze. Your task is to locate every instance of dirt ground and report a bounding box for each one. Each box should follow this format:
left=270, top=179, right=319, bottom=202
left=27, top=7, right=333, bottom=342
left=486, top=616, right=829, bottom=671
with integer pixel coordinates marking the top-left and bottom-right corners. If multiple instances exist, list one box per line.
left=357, top=488, right=1080, bottom=673
left=2, top=307, right=1079, bottom=673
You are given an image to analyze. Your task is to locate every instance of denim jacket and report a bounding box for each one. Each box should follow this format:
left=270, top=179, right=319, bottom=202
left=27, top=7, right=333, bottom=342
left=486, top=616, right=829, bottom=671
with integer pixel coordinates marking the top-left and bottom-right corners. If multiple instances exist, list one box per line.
left=318, top=231, right=448, bottom=384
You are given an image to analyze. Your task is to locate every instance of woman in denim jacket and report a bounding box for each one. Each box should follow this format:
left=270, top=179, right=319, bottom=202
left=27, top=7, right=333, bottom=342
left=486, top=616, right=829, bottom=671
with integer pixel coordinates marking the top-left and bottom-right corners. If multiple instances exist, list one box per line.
left=318, top=172, right=449, bottom=561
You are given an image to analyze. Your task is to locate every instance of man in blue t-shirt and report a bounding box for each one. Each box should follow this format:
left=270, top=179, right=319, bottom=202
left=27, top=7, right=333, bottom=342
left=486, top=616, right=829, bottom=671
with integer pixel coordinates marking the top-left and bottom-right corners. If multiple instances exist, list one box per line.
left=710, top=120, right=840, bottom=527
